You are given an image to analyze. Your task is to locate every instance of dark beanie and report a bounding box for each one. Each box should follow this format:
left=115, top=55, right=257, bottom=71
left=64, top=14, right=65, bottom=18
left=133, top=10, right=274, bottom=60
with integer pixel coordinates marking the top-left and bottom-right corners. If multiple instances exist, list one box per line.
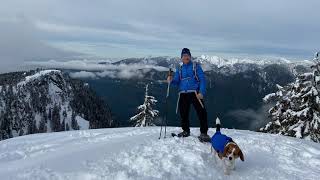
left=181, top=48, right=191, bottom=58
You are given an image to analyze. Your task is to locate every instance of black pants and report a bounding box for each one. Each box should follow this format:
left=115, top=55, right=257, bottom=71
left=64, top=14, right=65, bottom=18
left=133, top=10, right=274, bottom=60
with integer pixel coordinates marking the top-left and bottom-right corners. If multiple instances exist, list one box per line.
left=179, top=93, right=208, bottom=134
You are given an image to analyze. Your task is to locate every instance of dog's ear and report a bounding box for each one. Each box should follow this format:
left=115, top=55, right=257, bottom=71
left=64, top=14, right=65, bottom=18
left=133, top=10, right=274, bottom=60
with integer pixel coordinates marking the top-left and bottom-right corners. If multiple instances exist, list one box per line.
left=222, top=145, right=229, bottom=157
left=239, top=149, right=244, bottom=161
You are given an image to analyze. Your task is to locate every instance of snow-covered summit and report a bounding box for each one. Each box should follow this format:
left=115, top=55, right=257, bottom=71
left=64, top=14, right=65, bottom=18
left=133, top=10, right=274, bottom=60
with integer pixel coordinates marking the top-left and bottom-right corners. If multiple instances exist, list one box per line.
left=112, top=55, right=313, bottom=69
left=17, top=69, right=61, bottom=86
left=197, top=55, right=313, bottom=68
left=107, top=55, right=313, bottom=76
left=0, top=127, right=319, bottom=180
left=0, top=70, right=114, bottom=140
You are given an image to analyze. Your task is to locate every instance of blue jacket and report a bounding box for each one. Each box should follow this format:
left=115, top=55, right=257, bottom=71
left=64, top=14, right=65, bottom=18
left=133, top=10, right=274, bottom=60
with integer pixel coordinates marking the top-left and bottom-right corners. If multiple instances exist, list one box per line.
left=171, top=61, right=206, bottom=96
left=211, top=131, right=233, bottom=153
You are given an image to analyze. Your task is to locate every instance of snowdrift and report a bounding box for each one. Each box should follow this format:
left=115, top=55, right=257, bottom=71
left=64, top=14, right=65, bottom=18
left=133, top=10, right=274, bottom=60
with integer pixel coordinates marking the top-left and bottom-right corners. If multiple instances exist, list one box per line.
left=0, top=127, right=319, bottom=180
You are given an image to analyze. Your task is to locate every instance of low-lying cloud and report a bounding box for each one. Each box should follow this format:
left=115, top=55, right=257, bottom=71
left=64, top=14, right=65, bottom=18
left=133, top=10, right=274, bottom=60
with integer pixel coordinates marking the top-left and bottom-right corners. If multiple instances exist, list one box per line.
left=39, top=59, right=168, bottom=79
left=227, top=103, right=273, bottom=130
left=69, top=69, right=148, bottom=80
left=69, top=71, right=97, bottom=79
left=28, top=60, right=167, bottom=72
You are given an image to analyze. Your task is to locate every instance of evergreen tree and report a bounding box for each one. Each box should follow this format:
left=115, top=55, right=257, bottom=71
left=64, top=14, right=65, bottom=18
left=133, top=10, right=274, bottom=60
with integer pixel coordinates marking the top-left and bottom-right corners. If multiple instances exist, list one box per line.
left=66, top=123, right=70, bottom=131
left=61, top=119, right=66, bottom=131
left=130, top=84, right=159, bottom=127
left=48, top=108, right=52, bottom=121
left=260, top=52, right=320, bottom=142
left=71, top=111, right=79, bottom=130
left=39, top=115, right=47, bottom=133
left=51, top=104, right=61, bottom=132
left=0, top=112, right=10, bottom=140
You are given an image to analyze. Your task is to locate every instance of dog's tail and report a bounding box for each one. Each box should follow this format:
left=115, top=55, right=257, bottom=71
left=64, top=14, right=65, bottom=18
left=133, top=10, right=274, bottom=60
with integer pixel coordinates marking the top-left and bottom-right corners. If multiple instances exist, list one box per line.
left=216, top=117, right=221, bottom=132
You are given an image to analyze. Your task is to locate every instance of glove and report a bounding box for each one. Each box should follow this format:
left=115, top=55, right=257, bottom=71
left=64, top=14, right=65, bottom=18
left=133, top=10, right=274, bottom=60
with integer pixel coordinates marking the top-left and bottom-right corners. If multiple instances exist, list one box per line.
left=197, top=93, right=204, bottom=100
left=167, top=75, right=173, bottom=83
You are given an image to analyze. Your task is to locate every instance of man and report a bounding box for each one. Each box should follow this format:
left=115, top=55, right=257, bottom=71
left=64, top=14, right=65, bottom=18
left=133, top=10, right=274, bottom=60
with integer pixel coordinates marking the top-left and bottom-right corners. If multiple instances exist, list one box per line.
left=167, top=48, right=210, bottom=141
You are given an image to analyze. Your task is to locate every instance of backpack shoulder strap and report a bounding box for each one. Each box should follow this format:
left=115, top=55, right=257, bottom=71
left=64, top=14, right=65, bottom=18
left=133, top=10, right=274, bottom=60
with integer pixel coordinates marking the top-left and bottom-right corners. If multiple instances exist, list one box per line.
left=179, top=64, right=183, bottom=80
left=193, top=62, right=199, bottom=82
left=179, top=62, right=200, bottom=81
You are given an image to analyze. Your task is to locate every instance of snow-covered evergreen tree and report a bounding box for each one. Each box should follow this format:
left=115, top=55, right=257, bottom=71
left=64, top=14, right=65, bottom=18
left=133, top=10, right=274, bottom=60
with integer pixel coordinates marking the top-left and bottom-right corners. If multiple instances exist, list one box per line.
left=130, top=84, right=159, bottom=127
left=260, top=52, right=320, bottom=142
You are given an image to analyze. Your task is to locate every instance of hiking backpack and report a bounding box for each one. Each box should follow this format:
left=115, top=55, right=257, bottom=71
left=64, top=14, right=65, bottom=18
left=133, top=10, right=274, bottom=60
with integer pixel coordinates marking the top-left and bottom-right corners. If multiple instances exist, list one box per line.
left=179, top=62, right=200, bottom=82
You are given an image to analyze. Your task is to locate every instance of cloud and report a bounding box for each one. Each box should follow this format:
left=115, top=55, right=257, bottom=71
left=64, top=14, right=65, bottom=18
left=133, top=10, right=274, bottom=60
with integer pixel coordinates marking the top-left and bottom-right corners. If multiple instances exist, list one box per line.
left=69, top=71, right=97, bottom=79
left=0, top=18, right=79, bottom=73
left=96, top=71, right=117, bottom=79
left=226, top=103, right=273, bottom=130
left=69, top=69, right=145, bottom=80
left=0, top=0, right=319, bottom=68
left=28, top=60, right=167, bottom=72
left=117, top=69, right=144, bottom=79
left=95, top=69, right=142, bottom=79
left=35, top=59, right=167, bottom=79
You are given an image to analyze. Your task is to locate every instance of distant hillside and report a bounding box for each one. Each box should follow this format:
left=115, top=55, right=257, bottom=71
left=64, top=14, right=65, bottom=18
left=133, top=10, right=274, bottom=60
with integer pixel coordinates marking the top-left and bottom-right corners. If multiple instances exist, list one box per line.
left=30, top=56, right=312, bottom=129
left=82, top=63, right=297, bottom=129
left=0, top=70, right=114, bottom=140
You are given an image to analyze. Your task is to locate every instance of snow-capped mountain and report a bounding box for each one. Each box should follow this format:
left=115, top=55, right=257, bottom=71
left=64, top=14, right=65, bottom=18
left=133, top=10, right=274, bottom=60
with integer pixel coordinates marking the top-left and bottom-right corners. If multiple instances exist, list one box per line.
left=112, top=56, right=179, bottom=67
left=0, top=127, right=319, bottom=180
left=0, top=70, right=114, bottom=140
left=64, top=57, right=300, bottom=128
left=112, top=55, right=313, bottom=68
left=25, top=55, right=314, bottom=130
left=197, top=55, right=313, bottom=67
left=110, top=55, right=312, bottom=76
left=31, top=55, right=313, bottom=80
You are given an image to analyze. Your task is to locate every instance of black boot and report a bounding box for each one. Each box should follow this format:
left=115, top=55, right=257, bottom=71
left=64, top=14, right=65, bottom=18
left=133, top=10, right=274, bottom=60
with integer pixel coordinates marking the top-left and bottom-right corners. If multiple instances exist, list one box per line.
left=177, top=131, right=190, bottom=137
left=198, top=133, right=211, bottom=142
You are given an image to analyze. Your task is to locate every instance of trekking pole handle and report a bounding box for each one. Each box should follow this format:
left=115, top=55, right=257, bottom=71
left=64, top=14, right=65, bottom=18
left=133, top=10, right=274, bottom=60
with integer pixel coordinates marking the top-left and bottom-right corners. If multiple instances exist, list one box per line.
left=166, top=68, right=173, bottom=98
left=169, top=68, right=173, bottom=75
left=168, top=68, right=173, bottom=78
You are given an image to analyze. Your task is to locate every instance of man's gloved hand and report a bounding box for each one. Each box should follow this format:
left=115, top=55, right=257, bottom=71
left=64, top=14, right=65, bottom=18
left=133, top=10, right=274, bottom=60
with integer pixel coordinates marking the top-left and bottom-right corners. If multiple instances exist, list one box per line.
left=167, top=75, right=173, bottom=83
left=197, top=93, right=204, bottom=100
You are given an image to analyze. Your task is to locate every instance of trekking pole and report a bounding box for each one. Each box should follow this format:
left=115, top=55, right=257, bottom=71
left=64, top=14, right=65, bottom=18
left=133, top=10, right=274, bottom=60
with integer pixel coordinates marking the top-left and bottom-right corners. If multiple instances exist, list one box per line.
left=194, top=92, right=204, bottom=108
left=159, top=68, right=173, bottom=139
left=164, top=68, right=173, bottom=138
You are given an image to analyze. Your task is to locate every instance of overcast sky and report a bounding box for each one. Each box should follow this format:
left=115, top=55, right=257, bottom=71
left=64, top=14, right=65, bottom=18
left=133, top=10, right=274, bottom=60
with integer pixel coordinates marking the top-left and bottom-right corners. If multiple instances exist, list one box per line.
left=1, top=0, right=320, bottom=72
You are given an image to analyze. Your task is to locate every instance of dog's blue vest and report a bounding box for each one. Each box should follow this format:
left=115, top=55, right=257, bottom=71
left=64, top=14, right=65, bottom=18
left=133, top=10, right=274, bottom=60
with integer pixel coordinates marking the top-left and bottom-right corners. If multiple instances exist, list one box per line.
left=211, top=131, right=233, bottom=153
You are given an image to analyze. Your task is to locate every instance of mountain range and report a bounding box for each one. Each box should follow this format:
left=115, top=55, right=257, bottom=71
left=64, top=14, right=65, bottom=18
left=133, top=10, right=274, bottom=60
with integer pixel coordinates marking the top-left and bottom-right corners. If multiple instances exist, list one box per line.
left=60, top=56, right=313, bottom=129
left=1, top=55, right=314, bottom=138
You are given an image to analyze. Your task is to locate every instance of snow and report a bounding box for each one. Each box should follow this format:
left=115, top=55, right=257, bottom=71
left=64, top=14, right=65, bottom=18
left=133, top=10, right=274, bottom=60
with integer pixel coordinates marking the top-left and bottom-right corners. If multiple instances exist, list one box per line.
left=198, top=55, right=314, bottom=68
left=17, top=70, right=61, bottom=87
left=76, top=116, right=89, bottom=130
left=276, top=84, right=283, bottom=89
left=0, top=127, right=319, bottom=180
left=25, top=70, right=60, bottom=81
left=263, top=93, right=276, bottom=102
left=292, top=122, right=304, bottom=138
left=48, top=82, right=64, bottom=105
left=3, top=69, right=90, bottom=136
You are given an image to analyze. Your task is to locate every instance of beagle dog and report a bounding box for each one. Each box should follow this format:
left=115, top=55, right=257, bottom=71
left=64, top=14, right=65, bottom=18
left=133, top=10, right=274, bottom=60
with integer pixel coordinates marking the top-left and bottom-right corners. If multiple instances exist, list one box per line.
left=210, top=118, right=244, bottom=175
